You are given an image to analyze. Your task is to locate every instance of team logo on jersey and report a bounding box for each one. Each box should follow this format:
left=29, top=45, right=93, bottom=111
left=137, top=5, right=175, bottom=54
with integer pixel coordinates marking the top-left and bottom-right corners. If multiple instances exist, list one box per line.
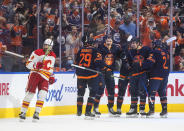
left=104, top=54, right=114, bottom=66
left=133, top=55, right=144, bottom=63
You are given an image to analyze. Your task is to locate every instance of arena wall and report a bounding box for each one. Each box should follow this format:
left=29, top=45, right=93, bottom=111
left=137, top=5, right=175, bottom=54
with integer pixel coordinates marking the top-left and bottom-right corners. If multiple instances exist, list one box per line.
left=0, top=72, right=184, bottom=118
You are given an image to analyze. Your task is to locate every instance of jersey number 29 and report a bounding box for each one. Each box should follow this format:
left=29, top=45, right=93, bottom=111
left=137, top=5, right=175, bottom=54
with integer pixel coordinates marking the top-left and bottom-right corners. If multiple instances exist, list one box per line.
left=79, top=53, right=92, bottom=67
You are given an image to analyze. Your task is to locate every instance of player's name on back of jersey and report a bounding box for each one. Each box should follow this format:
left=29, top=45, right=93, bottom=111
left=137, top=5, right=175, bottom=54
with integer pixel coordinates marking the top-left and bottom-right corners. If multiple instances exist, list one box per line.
left=81, top=49, right=92, bottom=53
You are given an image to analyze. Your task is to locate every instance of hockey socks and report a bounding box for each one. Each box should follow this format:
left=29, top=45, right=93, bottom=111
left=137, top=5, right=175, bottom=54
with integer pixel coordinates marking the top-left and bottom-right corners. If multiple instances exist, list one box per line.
left=94, top=95, right=101, bottom=109
left=108, top=95, right=114, bottom=108
left=20, top=92, right=34, bottom=115
left=35, top=100, right=44, bottom=113
left=117, top=96, right=124, bottom=110
left=160, top=96, right=167, bottom=117
left=21, top=101, right=30, bottom=112
left=85, top=97, right=95, bottom=119
left=77, top=96, right=83, bottom=116
left=85, top=97, right=94, bottom=113
left=140, top=98, right=146, bottom=110
left=146, top=96, right=155, bottom=117
left=116, top=96, right=124, bottom=115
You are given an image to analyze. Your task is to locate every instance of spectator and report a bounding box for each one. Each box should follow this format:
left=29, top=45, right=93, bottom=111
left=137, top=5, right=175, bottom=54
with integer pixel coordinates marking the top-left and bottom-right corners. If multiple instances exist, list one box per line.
left=41, top=24, right=53, bottom=43
left=175, top=48, right=184, bottom=71
left=119, top=15, right=136, bottom=37
left=68, top=9, right=81, bottom=26
left=61, top=56, right=74, bottom=71
left=0, top=16, right=10, bottom=47
left=65, top=26, right=81, bottom=60
left=10, top=13, right=27, bottom=54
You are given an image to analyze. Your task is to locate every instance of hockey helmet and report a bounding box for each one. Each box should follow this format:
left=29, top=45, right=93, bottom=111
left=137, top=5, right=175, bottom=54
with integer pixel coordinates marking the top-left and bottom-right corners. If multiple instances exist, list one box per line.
left=44, top=38, right=54, bottom=47
left=82, top=35, right=94, bottom=46
left=130, top=37, right=139, bottom=43
left=152, top=40, right=162, bottom=49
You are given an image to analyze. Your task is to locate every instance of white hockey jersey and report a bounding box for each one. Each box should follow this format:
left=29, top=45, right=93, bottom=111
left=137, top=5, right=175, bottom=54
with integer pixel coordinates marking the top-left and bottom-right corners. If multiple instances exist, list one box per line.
left=26, top=49, right=56, bottom=81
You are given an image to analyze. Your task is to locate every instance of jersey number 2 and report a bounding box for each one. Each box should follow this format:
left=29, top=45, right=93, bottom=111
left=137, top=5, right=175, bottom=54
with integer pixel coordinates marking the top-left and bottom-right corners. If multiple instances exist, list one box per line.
left=163, top=56, right=168, bottom=69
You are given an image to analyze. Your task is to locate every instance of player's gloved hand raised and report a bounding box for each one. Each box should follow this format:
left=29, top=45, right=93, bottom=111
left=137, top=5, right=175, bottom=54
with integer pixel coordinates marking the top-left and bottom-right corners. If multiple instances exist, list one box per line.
left=35, top=62, right=43, bottom=69
left=49, top=76, right=56, bottom=85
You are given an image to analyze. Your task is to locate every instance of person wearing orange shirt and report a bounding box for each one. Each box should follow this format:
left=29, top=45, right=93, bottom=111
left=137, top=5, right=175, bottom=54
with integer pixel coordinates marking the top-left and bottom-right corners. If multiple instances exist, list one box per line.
left=10, top=13, right=26, bottom=54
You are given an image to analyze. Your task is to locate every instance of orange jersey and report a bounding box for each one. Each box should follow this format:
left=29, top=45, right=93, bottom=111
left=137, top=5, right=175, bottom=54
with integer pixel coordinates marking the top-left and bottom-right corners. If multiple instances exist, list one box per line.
left=140, top=19, right=152, bottom=47
left=0, top=41, right=2, bottom=57
left=26, top=49, right=56, bottom=81
left=140, top=0, right=147, bottom=9
left=11, top=25, right=26, bottom=46
left=159, top=16, right=169, bottom=32
left=152, top=5, right=161, bottom=15
left=177, top=37, right=184, bottom=45
left=84, top=8, right=90, bottom=25
left=2, top=0, right=11, bottom=6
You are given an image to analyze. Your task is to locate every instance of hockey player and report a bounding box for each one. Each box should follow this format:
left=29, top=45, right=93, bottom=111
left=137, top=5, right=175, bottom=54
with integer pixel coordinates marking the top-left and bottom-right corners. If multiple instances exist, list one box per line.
left=116, top=33, right=131, bottom=116
left=116, top=51, right=130, bottom=116
left=19, top=39, right=56, bottom=122
left=75, top=35, right=102, bottom=119
left=157, top=42, right=169, bottom=118
left=142, top=40, right=169, bottom=118
left=125, top=37, right=152, bottom=117
left=93, top=36, right=121, bottom=117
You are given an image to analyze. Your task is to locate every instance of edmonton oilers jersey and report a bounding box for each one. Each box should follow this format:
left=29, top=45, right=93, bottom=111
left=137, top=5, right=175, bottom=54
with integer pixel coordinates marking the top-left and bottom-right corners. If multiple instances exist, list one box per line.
left=75, top=46, right=102, bottom=79
left=98, top=43, right=121, bottom=71
left=142, top=48, right=169, bottom=78
left=125, top=46, right=152, bottom=76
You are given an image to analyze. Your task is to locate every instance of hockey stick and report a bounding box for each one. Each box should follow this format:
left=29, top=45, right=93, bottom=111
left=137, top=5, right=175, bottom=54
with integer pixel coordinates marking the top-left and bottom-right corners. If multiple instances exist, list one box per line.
left=111, top=75, right=126, bottom=80
left=42, top=45, right=52, bottom=61
left=166, top=36, right=176, bottom=44
left=139, top=77, right=153, bottom=105
left=127, top=35, right=133, bottom=42
left=71, top=64, right=102, bottom=74
left=72, top=64, right=126, bottom=80
left=4, top=50, right=24, bottom=58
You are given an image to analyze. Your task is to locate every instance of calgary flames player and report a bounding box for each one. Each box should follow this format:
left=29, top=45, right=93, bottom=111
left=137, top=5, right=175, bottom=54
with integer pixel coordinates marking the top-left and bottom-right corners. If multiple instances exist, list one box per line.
left=19, top=38, right=56, bottom=122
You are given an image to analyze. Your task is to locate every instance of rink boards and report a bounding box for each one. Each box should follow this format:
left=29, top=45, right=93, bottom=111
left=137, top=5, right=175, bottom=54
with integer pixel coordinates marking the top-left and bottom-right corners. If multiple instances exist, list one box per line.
left=0, top=72, right=184, bottom=118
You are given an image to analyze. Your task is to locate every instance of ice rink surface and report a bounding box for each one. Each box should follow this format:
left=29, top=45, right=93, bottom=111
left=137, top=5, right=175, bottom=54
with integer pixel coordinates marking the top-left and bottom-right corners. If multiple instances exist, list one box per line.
left=0, top=113, right=183, bottom=131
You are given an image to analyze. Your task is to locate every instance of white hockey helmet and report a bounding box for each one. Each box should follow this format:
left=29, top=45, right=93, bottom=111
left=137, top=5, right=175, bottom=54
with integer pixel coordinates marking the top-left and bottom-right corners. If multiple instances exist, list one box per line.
left=44, top=38, right=54, bottom=47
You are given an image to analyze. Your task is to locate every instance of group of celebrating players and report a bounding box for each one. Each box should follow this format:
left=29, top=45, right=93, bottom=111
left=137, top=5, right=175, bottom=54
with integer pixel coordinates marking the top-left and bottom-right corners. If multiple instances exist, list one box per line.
left=75, top=33, right=169, bottom=119
left=18, top=31, right=170, bottom=122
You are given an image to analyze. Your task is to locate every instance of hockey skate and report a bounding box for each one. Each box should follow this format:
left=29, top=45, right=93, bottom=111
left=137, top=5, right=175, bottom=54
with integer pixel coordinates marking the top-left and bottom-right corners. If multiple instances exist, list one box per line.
left=77, top=110, right=82, bottom=116
left=107, top=104, right=117, bottom=117
left=84, top=112, right=95, bottom=120
left=19, top=112, right=26, bottom=122
left=139, top=110, right=147, bottom=118
left=93, top=107, right=101, bottom=118
left=126, top=107, right=138, bottom=118
left=116, top=108, right=122, bottom=117
left=32, top=112, right=39, bottom=122
left=146, top=110, right=155, bottom=118
left=160, top=109, right=167, bottom=118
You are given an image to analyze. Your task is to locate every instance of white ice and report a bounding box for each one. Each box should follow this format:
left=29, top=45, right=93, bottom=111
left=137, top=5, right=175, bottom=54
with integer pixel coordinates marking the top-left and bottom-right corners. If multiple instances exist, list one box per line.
left=0, top=113, right=183, bottom=131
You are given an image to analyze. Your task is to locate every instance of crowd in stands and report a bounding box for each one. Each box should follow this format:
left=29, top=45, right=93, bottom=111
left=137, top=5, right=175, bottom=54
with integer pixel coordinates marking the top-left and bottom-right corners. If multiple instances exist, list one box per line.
left=0, top=0, right=184, bottom=72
